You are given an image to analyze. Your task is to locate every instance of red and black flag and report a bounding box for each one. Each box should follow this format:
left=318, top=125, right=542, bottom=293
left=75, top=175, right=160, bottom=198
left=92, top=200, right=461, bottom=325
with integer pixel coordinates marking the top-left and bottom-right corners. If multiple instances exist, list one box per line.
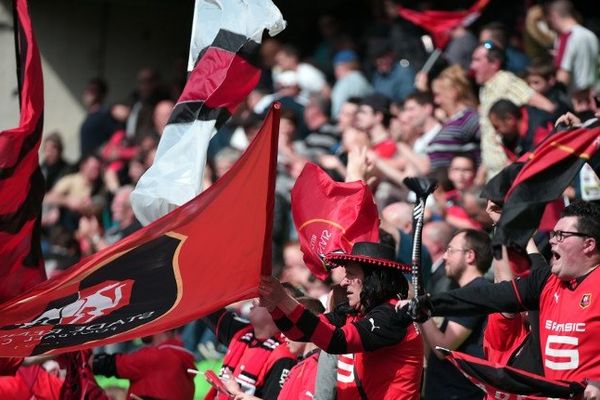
left=440, top=348, right=585, bottom=399
left=490, top=123, right=600, bottom=252
left=0, top=0, right=45, bottom=303
left=396, top=0, right=490, bottom=49
left=131, top=0, right=285, bottom=225
left=0, top=104, right=281, bottom=358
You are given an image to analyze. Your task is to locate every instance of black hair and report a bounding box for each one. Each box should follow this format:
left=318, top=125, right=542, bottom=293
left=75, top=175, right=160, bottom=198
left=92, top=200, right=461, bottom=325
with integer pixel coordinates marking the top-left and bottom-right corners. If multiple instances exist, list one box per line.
left=456, top=229, right=492, bottom=274
left=489, top=99, right=520, bottom=119
left=360, top=94, right=392, bottom=128
left=450, top=152, right=477, bottom=170
left=280, top=109, right=298, bottom=126
left=88, top=77, right=108, bottom=100
left=360, top=264, right=408, bottom=312
left=404, top=90, right=434, bottom=107
left=561, top=201, right=600, bottom=247
left=345, top=96, right=362, bottom=106
left=279, top=44, right=301, bottom=59
left=379, top=228, right=397, bottom=249
left=44, top=131, right=64, bottom=153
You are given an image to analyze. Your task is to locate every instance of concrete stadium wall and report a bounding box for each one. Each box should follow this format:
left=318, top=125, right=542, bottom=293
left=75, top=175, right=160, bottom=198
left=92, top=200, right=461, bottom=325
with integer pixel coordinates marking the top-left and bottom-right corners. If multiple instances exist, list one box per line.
left=0, top=0, right=192, bottom=162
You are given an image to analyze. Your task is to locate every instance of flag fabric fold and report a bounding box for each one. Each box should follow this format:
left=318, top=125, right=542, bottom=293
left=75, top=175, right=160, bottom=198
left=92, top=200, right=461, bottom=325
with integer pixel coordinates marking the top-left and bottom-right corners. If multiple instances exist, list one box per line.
left=442, top=348, right=585, bottom=399
left=131, top=0, right=285, bottom=225
left=396, top=0, right=490, bottom=49
left=0, top=104, right=281, bottom=358
left=291, top=164, right=380, bottom=280
left=492, top=123, right=600, bottom=252
left=0, top=0, right=45, bottom=303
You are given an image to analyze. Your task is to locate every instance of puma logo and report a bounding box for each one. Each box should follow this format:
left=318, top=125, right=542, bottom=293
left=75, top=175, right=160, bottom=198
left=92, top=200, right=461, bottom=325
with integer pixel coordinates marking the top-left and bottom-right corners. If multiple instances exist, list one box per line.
left=369, top=318, right=381, bottom=331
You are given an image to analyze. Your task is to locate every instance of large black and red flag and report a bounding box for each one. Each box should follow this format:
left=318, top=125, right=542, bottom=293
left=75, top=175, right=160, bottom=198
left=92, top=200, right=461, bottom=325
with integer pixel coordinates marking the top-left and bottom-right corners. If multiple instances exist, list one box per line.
left=0, top=103, right=281, bottom=358
left=440, top=348, right=585, bottom=399
left=131, top=0, right=285, bottom=225
left=396, top=0, right=490, bottom=49
left=0, top=0, right=45, bottom=304
left=492, top=123, right=600, bottom=252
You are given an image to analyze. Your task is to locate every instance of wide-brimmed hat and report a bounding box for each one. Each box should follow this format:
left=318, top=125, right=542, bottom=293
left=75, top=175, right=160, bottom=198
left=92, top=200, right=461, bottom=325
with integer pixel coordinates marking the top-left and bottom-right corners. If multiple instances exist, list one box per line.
left=325, top=242, right=411, bottom=272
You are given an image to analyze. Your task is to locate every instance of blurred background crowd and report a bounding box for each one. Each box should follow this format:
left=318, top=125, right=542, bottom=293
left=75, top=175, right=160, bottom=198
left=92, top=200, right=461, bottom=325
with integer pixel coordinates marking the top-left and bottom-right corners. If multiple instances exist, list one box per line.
left=23, top=0, right=600, bottom=397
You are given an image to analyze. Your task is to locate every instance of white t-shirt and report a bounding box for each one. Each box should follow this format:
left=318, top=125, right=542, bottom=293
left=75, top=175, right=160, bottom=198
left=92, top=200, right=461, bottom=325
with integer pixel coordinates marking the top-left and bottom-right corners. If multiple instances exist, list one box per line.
left=560, top=24, right=599, bottom=91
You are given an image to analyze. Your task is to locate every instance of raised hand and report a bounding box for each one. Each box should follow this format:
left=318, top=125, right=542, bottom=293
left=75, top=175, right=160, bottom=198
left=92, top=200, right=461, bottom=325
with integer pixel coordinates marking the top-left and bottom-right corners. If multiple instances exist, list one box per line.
left=407, top=294, right=433, bottom=323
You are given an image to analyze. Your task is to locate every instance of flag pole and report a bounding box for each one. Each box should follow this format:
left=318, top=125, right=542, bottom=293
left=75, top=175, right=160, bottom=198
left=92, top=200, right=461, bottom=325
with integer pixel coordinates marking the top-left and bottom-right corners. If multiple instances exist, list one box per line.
left=403, top=177, right=437, bottom=296
left=12, top=0, right=22, bottom=109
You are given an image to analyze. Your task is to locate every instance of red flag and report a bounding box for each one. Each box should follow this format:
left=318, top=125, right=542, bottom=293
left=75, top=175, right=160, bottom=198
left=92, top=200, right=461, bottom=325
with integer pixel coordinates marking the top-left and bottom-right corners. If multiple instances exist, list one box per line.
left=397, top=0, right=490, bottom=49
left=291, top=163, right=380, bottom=280
left=493, top=125, right=600, bottom=251
left=0, top=104, right=280, bottom=357
left=0, top=0, right=45, bottom=302
left=441, top=348, right=585, bottom=399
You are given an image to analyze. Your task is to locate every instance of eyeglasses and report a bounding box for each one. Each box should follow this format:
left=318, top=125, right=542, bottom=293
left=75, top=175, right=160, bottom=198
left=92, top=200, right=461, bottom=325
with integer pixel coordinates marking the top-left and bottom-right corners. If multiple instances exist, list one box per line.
left=445, top=247, right=470, bottom=255
left=549, top=230, right=591, bottom=242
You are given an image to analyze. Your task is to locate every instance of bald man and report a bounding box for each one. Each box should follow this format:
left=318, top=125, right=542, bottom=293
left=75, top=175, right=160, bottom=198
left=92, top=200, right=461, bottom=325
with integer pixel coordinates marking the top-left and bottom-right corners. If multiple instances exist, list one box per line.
left=422, top=221, right=458, bottom=295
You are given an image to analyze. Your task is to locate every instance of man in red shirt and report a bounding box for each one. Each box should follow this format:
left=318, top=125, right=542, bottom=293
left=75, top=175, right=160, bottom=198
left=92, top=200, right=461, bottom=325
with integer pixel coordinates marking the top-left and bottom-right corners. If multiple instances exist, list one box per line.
left=92, top=329, right=196, bottom=400
left=411, top=201, right=600, bottom=399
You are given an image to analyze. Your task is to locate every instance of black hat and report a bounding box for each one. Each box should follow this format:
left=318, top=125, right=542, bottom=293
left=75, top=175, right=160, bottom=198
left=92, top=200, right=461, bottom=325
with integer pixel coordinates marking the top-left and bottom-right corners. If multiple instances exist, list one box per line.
left=325, top=242, right=411, bottom=272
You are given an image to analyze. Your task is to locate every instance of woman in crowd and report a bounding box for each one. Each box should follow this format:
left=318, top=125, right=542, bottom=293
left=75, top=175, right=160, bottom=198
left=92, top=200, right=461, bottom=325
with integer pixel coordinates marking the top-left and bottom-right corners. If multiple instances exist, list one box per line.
left=426, top=65, right=481, bottom=175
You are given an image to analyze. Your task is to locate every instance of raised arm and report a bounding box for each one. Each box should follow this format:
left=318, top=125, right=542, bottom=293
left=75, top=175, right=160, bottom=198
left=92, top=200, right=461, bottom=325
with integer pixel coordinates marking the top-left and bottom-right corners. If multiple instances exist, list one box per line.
left=260, top=276, right=411, bottom=354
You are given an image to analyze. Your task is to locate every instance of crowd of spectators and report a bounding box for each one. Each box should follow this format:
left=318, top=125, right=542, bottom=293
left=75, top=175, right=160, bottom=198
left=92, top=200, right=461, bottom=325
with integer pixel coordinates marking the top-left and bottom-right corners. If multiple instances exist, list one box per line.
left=32, top=0, right=600, bottom=398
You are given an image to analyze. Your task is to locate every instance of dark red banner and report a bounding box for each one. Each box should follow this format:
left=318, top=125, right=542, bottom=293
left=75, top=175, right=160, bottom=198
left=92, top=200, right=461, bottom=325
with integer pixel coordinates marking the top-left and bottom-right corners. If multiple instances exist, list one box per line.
left=442, top=348, right=585, bottom=399
left=0, top=0, right=46, bottom=303
left=397, top=0, right=490, bottom=49
left=0, top=104, right=280, bottom=357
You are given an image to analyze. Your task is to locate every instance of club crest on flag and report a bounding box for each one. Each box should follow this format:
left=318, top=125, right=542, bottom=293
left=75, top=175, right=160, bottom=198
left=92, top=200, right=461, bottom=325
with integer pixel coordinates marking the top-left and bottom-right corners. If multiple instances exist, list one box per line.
left=580, top=293, right=592, bottom=309
left=291, top=163, right=380, bottom=280
left=0, top=234, right=184, bottom=356
left=298, top=219, right=351, bottom=272
left=18, top=280, right=134, bottom=328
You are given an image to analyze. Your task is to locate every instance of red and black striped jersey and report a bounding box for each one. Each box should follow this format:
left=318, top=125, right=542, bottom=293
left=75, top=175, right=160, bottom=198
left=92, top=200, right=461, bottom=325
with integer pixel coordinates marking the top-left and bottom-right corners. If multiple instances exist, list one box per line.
left=271, top=299, right=423, bottom=399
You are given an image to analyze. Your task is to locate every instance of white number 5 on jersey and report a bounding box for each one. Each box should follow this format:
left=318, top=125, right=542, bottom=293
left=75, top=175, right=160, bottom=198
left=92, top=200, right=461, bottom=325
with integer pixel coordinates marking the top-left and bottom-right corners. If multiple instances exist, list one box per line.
left=545, top=335, right=579, bottom=370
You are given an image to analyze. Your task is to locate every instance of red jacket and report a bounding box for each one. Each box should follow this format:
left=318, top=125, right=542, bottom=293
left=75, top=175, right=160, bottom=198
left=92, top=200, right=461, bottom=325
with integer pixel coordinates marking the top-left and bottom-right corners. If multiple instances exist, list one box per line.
left=0, top=365, right=63, bottom=399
